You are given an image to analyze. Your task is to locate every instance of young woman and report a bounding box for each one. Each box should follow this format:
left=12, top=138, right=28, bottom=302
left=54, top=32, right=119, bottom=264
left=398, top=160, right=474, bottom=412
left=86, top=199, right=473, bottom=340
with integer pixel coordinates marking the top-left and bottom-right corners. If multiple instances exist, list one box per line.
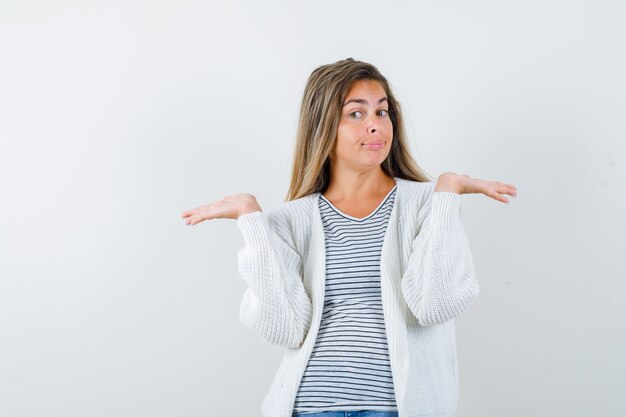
left=181, top=58, right=517, bottom=417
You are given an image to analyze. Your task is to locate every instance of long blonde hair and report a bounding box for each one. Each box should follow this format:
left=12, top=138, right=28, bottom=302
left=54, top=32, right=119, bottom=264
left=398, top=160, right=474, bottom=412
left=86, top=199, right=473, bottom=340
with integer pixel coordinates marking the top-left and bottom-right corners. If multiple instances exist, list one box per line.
left=285, top=57, right=433, bottom=201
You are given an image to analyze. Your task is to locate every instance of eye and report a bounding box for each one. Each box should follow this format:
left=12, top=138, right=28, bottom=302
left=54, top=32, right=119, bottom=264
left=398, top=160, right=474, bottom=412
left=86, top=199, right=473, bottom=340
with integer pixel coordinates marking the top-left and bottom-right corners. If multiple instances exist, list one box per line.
left=378, top=109, right=389, bottom=116
left=348, top=111, right=363, bottom=118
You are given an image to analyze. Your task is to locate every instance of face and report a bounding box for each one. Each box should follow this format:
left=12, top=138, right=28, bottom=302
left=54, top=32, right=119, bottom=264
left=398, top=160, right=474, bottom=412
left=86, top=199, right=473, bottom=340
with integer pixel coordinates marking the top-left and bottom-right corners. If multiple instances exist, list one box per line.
left=331, top=78, right=393, bottom=173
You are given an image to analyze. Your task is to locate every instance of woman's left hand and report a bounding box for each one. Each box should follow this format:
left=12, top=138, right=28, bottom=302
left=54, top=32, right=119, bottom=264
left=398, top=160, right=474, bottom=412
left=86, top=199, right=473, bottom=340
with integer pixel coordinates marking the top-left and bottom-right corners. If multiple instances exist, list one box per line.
left=435, top=172, right=518, bottom=204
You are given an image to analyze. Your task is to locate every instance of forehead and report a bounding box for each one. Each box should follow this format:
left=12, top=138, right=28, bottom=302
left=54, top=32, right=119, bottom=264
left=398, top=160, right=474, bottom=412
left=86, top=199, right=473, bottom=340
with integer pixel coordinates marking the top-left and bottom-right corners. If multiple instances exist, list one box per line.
left=345, top=79, right=385, bottom=97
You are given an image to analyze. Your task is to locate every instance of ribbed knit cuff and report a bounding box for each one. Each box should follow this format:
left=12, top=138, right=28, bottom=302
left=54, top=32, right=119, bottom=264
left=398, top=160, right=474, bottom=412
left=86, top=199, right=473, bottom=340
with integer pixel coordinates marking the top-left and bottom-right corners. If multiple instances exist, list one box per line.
left=236, top=210, right=271, bottom=248
left=431, top=192, right=462, bottom=229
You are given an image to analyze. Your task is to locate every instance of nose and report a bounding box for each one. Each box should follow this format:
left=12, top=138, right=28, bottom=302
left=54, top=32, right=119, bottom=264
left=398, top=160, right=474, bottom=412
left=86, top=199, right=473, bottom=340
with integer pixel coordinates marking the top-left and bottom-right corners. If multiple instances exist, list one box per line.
left=366, top=112, right=381, bottom=134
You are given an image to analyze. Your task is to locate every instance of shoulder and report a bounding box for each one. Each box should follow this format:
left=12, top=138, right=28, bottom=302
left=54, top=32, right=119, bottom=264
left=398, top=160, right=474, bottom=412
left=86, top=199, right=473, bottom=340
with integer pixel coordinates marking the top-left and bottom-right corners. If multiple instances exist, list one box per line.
left=394, top=178, right=439, bottom=227
left=266, top=192, right=317, bottom=232
left=395, top=178, right=436, bottom=206
left=271, top=192, right=317, bottom=217
left=260, top=193, right=317, bottom=256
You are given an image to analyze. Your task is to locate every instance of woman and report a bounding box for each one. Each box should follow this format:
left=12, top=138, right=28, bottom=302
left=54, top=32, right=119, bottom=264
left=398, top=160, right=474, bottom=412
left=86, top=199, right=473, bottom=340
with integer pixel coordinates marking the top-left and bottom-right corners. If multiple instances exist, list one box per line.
left=181, top=58, right=517, bottom=417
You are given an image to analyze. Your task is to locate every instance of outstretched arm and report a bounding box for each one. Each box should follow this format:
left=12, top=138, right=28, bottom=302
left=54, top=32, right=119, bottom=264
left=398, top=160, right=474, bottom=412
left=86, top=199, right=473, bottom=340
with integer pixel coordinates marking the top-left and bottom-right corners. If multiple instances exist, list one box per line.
left=401, top=173, right=517, bottom=326
left=236, top=209, right=313, bottom=348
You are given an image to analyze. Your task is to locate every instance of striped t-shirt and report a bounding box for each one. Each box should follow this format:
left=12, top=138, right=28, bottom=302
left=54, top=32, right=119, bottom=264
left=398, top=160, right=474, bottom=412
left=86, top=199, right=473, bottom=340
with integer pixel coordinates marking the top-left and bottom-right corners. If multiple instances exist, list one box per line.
left=292, top=183, right=399, bottom=414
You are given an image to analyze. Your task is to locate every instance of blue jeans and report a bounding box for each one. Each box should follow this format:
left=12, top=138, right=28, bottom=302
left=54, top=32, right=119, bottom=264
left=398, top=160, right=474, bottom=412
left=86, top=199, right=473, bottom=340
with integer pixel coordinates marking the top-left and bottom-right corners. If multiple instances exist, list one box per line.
left=292, top=412, right=399, bottom=417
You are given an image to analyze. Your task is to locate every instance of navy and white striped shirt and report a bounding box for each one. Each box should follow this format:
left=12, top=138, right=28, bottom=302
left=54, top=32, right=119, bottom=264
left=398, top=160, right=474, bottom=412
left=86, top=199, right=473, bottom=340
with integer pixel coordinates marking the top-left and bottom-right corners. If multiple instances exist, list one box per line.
left=292, top=183, right=399, bottom=414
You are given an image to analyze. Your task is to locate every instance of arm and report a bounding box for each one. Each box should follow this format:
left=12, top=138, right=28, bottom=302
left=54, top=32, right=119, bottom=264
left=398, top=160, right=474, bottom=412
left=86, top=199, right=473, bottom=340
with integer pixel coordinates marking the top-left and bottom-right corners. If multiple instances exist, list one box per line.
left=400, top=189, right=480, bottom=326
left=236, top=209, right=313, bottom=348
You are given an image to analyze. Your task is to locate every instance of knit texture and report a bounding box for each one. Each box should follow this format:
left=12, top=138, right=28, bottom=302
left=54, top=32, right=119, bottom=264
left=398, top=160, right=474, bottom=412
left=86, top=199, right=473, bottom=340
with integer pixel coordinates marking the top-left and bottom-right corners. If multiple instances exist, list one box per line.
left=236, top=177, right=480, bottom=417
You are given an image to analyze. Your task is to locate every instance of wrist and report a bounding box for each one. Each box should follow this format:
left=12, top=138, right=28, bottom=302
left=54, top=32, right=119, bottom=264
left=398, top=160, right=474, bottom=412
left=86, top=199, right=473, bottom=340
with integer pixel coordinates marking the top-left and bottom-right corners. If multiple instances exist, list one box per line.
left=435, top=174, right=461, bottom=193
left=237, top=205, right=263, bottom=218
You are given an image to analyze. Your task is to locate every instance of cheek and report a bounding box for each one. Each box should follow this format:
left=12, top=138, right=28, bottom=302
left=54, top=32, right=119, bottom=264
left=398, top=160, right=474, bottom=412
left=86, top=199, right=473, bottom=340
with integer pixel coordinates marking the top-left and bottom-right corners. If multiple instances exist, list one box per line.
left=385, top=122, right=394, bottom=141
left=385, top=119, right=393, bottom=132
left=337, top=124, right=356, bottom=144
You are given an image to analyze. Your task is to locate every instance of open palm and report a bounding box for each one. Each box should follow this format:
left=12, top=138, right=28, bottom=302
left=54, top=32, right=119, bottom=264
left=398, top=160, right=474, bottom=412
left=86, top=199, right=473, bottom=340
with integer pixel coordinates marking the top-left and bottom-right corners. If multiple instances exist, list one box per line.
left=460, top=175, right=517, bottom=203
left=181, top=193, right=261, bottom=226
left=438, top=173, right=518, bottom=204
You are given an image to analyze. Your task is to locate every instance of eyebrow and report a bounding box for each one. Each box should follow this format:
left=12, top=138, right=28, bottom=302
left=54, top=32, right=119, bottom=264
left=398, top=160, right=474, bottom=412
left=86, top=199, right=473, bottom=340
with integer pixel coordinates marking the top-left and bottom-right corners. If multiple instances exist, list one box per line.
left=342, top=97, right=388, bottom=107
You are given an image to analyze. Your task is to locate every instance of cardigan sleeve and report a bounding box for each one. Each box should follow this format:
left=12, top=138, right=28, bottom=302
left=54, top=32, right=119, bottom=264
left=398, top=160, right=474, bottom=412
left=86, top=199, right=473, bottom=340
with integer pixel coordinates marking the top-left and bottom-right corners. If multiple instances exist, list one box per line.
left=400, top=189, right=480, bottom=326
left=235, top=208, right=313, bottom=348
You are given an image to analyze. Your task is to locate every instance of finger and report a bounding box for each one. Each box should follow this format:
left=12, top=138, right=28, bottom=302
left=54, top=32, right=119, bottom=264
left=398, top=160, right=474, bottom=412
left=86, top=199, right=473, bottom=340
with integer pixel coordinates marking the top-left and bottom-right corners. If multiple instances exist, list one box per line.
left=493, top=183, right=517, bottom=197
left=505, top=186, right=518, bottom=197
left=488, top=189, right=510, bottom=204
left=182, top=207, right=203, bottom=218
left=498, top=185, right=517, bottom=197
left=497, top=182, right=517, bottom=191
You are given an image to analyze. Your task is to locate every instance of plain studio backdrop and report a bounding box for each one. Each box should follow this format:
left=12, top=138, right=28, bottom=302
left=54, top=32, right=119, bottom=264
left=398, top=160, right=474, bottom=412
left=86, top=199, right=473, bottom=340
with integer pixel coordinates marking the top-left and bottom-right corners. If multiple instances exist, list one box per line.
left=1, top=0, right=624, bottom=416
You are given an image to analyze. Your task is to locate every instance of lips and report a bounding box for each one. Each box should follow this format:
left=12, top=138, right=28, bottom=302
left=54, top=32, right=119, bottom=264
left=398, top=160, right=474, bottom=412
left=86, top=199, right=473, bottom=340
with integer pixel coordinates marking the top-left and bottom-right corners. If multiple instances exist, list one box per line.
left=362, top=141, right=384, bottom=150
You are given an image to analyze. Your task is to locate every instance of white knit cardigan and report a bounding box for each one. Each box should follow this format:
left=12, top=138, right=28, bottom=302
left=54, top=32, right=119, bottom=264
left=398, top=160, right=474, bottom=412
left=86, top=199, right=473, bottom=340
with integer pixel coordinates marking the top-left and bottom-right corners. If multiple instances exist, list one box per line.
left=235, top=177, right=480, bottom=417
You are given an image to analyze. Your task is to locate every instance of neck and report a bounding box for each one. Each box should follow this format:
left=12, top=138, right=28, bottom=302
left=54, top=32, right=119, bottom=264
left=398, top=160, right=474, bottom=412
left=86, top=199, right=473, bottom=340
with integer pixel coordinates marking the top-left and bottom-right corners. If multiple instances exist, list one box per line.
left=324, top=168, right=395, bottom=200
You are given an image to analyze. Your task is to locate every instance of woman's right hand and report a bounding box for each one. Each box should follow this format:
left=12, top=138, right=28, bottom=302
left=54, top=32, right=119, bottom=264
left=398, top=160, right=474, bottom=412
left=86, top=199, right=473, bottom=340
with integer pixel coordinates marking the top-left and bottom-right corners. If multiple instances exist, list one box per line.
left=181, top=193, right=262, bottom=226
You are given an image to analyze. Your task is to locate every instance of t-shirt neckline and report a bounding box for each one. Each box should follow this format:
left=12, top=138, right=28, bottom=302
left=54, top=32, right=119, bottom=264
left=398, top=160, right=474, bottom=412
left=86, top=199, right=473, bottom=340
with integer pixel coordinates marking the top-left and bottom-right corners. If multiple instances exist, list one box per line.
left=319, top=182, right=397, bottom=222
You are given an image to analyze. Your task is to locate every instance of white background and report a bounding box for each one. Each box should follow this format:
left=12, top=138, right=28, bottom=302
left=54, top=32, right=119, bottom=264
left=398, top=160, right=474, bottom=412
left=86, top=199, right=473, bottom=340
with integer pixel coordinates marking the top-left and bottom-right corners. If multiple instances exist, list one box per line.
left=1, top=0, right=624, bottom=416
